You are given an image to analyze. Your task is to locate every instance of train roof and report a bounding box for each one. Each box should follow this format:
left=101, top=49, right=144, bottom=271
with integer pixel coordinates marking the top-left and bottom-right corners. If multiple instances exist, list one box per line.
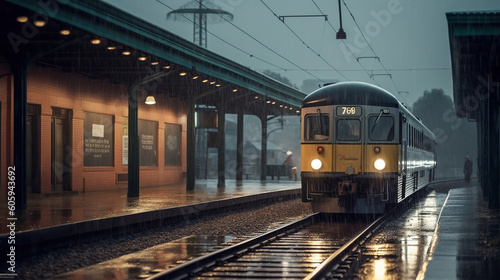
left=302, top=81, right=400, bottom=108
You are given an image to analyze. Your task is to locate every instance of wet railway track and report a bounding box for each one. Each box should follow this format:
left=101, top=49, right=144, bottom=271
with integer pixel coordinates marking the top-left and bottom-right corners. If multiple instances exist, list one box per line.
left=148, top=212, right=390, bottom=280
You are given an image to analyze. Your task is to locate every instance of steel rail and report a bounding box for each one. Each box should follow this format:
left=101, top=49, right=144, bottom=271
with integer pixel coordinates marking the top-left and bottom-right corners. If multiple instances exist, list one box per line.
left=147, top=213, right=321, bottom=280
left=304, top=210, right=393, bottom=280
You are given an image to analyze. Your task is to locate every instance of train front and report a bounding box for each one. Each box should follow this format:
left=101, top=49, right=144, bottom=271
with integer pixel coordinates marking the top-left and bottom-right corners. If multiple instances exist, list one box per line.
left=300, top=82, right=400, bottom=214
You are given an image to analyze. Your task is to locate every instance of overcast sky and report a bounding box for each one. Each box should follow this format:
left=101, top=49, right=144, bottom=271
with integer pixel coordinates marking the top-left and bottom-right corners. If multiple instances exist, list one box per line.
left=102, top=0, right=499, bottom=106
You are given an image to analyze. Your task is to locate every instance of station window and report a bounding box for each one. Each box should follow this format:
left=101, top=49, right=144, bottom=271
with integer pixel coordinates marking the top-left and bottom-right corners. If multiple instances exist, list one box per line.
left=337, top=119, right=360, bottom=141
left=305, top=114, right=329, bottom=141
left=368, top=116, right=394, bottom=141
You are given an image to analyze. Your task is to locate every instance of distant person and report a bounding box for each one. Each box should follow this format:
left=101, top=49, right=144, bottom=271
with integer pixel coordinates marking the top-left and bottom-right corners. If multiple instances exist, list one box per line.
left=464, top=156, right=473, bottom=183
left=283, top=151, right=295, bottom=180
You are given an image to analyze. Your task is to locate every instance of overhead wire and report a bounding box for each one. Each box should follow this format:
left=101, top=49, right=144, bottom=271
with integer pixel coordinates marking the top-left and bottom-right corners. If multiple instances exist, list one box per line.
left=340, top=0, right=401, bottom=92
left=310, top=0, right=375, bottom=83
left=155, top=0, right=286, bottom=71
left=260, top=0, right=349, bottom=81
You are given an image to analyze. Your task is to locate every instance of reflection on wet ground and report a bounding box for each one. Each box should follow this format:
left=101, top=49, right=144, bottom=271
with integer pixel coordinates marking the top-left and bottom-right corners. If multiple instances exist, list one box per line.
left=49, top=235, right=235, bottom=280
left=0, top=180, right=300, bottom=233
left=355, top=190, right=446, bottom=280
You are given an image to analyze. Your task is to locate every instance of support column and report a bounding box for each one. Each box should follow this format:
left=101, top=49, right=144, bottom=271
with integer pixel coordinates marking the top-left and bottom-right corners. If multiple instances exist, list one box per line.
left=186, top=98, right=196, bottom=190
left=12, top=56, right=29, bottom=211
left=217, top=106, right=225, bottom=188
left=128, top=85, right=140, bottom=197
left=260, top=114, right=268, bottom=182
left=487, top=100, right=499, bottom=209
left=236, top=111, right=244, bottom=182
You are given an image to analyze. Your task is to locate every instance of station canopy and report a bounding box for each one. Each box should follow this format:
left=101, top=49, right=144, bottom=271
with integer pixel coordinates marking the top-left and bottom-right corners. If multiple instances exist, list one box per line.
left=0, top=0, right=306, bottom=115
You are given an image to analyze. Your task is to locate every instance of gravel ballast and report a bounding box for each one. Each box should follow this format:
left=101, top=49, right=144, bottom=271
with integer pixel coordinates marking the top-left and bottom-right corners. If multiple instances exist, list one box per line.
left=17, top=198, right=312, bottom=280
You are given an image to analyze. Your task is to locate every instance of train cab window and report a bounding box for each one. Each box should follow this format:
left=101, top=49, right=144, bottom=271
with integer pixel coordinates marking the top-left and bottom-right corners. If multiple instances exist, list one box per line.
left=337, top=119, right=360, bottom=141
left=305, top=114, right=329, bottom=141
left=369, top=116, right=394, bottom=141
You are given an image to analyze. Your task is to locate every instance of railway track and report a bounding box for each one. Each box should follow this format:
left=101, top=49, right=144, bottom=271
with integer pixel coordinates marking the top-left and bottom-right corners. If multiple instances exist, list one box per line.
left=147, top=212, right=391, bottom=280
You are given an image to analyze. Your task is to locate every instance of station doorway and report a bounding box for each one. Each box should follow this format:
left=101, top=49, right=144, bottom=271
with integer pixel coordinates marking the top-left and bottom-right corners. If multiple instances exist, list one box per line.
left=51, top=107, right=72, bottom=192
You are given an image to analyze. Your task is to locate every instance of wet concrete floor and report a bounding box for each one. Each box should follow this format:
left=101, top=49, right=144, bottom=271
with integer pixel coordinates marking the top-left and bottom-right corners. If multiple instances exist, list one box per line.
left=49, top=235, right=235, bottom=280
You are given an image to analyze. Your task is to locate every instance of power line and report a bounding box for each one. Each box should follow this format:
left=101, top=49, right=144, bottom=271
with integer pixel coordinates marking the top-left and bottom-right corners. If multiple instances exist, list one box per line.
left=260, top=0, right=349, bottom=81
left=310, top=0, right=375, bottom=83
left=340, top=0, right=400, bottom=92
left=156, top=0, right=287, bottom=71
left=183, top=0, right=326, bottom=82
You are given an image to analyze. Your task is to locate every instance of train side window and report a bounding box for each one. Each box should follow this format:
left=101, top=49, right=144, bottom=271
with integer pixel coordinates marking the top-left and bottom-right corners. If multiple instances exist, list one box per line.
left=368, top=116, right=394, bottom=141
left=337, top=119, right=360, bottom=141
left=305, top=114, right=329, bottom=141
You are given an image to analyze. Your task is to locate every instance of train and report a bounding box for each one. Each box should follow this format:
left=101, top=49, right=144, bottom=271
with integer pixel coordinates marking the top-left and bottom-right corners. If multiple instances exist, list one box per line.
left=300, top=81, right=437, bottom=214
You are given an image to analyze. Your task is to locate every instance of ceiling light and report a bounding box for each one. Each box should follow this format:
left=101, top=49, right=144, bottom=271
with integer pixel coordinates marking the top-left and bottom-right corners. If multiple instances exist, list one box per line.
left=34, top=20, right=46, bottom=27
left=163, top=65, right=171, bottom=69
left=145, top=95, right=156, bottom=105
left=151, top=61, right=159, bottom=66
left=122, top=51, right=131, bottom=56
left=59, top=29, right=70, bottom=36
left=107, top=46, right=116, bottom=50
left=179, top=71, right=187, bottom=76
left=138, top=56, right=147, bottom=61
left=210, top=81, right=215, bottom=85
left=91, top=39, right=101, bottom=45
left=266, top=100, right=271, bottom=104
left=192, top=75, right=199, bottom=80
left=16, top=16, right=28, bottom=23
left=202, top=79, right=209, bottom=83
left=232, top=89, right=238, bottom=92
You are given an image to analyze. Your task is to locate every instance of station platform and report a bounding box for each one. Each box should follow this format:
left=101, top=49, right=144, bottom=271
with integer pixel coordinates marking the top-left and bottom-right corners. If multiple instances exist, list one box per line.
left=0, top=179, right=301, bottom=234
left=421, top=180, right=500, bottom=279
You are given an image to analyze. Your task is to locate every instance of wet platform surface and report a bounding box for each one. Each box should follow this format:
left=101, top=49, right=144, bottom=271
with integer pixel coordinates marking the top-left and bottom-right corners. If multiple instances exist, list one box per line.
left=0, top=180, right=300, bottom=233
left=357, top=181, right=500, bottom=280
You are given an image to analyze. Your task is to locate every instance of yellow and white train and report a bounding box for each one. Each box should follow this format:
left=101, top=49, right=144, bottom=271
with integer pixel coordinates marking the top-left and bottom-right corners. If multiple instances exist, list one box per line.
left=301, top=82, right=436, bottom=214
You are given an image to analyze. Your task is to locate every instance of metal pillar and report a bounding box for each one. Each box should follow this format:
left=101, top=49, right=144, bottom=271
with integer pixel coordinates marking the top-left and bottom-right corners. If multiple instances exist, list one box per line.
left=260, top=114, right=268, bottom=182
left=236, top=111, right=244, bottom=182
left=186, top=98, right=196, bottom=190
left=217, top=106, right=225, bottom=188
left=128, top=84, right=140, bottom=197
left=12, top=55, right=29, bottom=211
left=487, top=100, right=499, bottom=209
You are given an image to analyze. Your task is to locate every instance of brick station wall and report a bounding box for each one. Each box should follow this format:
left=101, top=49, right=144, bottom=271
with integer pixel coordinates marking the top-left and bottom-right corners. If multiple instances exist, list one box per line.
left=0, top=63, right=187, bottom=193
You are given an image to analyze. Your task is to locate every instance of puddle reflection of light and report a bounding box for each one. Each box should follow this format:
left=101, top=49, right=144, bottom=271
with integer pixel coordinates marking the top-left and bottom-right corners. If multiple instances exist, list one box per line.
left=306, top=240, right=326, bottom=263
left=374, top=259, right=387, bottom=280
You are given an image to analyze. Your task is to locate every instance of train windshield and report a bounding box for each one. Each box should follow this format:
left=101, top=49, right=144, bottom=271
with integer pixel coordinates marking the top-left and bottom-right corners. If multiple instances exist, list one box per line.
left=369, top=116, right=394, bottom=141
left=337, top=119, right=361, bottom=141
left=305, top=114, right=329, bottom=141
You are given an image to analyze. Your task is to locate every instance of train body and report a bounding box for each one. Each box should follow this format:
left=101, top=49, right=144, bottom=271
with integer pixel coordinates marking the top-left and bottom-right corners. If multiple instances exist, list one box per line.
left=301, top=82, right=436, bottom=214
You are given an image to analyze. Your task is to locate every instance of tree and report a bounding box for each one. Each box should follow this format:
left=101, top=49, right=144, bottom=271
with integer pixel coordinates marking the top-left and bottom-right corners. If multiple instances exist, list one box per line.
left=412, top=89, right=477, bottom=178
left=262, top=70, right=297, bottom=89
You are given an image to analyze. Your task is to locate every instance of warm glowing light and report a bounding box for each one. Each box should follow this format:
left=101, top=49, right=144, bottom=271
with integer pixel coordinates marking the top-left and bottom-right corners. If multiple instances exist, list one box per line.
left=202, top=79, right=209, bottom=83
left=91, top=39, right=101, bottom=45
left=272, top=101, right=276, bottom=104
left=16, top=16, right=28, bottom=23
left=59, top=30, right=70, bottom=36
left=296, top=110, right=300, bottom=113
left=192, top=75, right=199, bottom=80
left=122, top=51, right=131, bottom=56
left=280, top=104, right=283, bottom=107
left=266, top=100, right=271, bottom=104
left=210, top=81, right=216, bottom=85
left=373, top=259, right=387, bottom=279
left=151, top=61, right=159, bottom=66
left=232, top=89, right=238, bottom=92
left=138, top=56, right=147, bottom=61
left=179, top=72, right=187, bottom=76
left=311, top=159, right=322, bottom=170
left=374, top=159, right=386, bottom=170
left=163, top=65, right=171, bottom=69
left=215, top=83, right=221, bottom=87
left=34, top=20, right=46, bottom=27
left=145, top=95, right=156, bottom=105
left=254, top=96, right=259, bottom=99
left=107, top=46, right=116, bottom=50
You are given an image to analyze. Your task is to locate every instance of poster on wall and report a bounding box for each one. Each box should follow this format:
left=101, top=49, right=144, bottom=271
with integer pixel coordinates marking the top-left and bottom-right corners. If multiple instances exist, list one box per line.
left=139, top=119, right=157, bottom=166
left=165, top=123, right=181, bottom=166
left=84, top=112, right=114, bottom=166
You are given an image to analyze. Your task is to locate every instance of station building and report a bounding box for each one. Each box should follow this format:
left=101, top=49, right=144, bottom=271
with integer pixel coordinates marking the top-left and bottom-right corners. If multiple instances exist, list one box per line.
left=447, top=11, right=500, bottom=208
left=0, top=0, right=305, bottom=209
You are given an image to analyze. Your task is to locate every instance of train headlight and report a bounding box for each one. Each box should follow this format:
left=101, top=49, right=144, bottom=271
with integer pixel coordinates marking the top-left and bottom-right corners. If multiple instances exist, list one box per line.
left=311, top=159, right=322, bottom=170
left=374, top=159, right=386, bottom=170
